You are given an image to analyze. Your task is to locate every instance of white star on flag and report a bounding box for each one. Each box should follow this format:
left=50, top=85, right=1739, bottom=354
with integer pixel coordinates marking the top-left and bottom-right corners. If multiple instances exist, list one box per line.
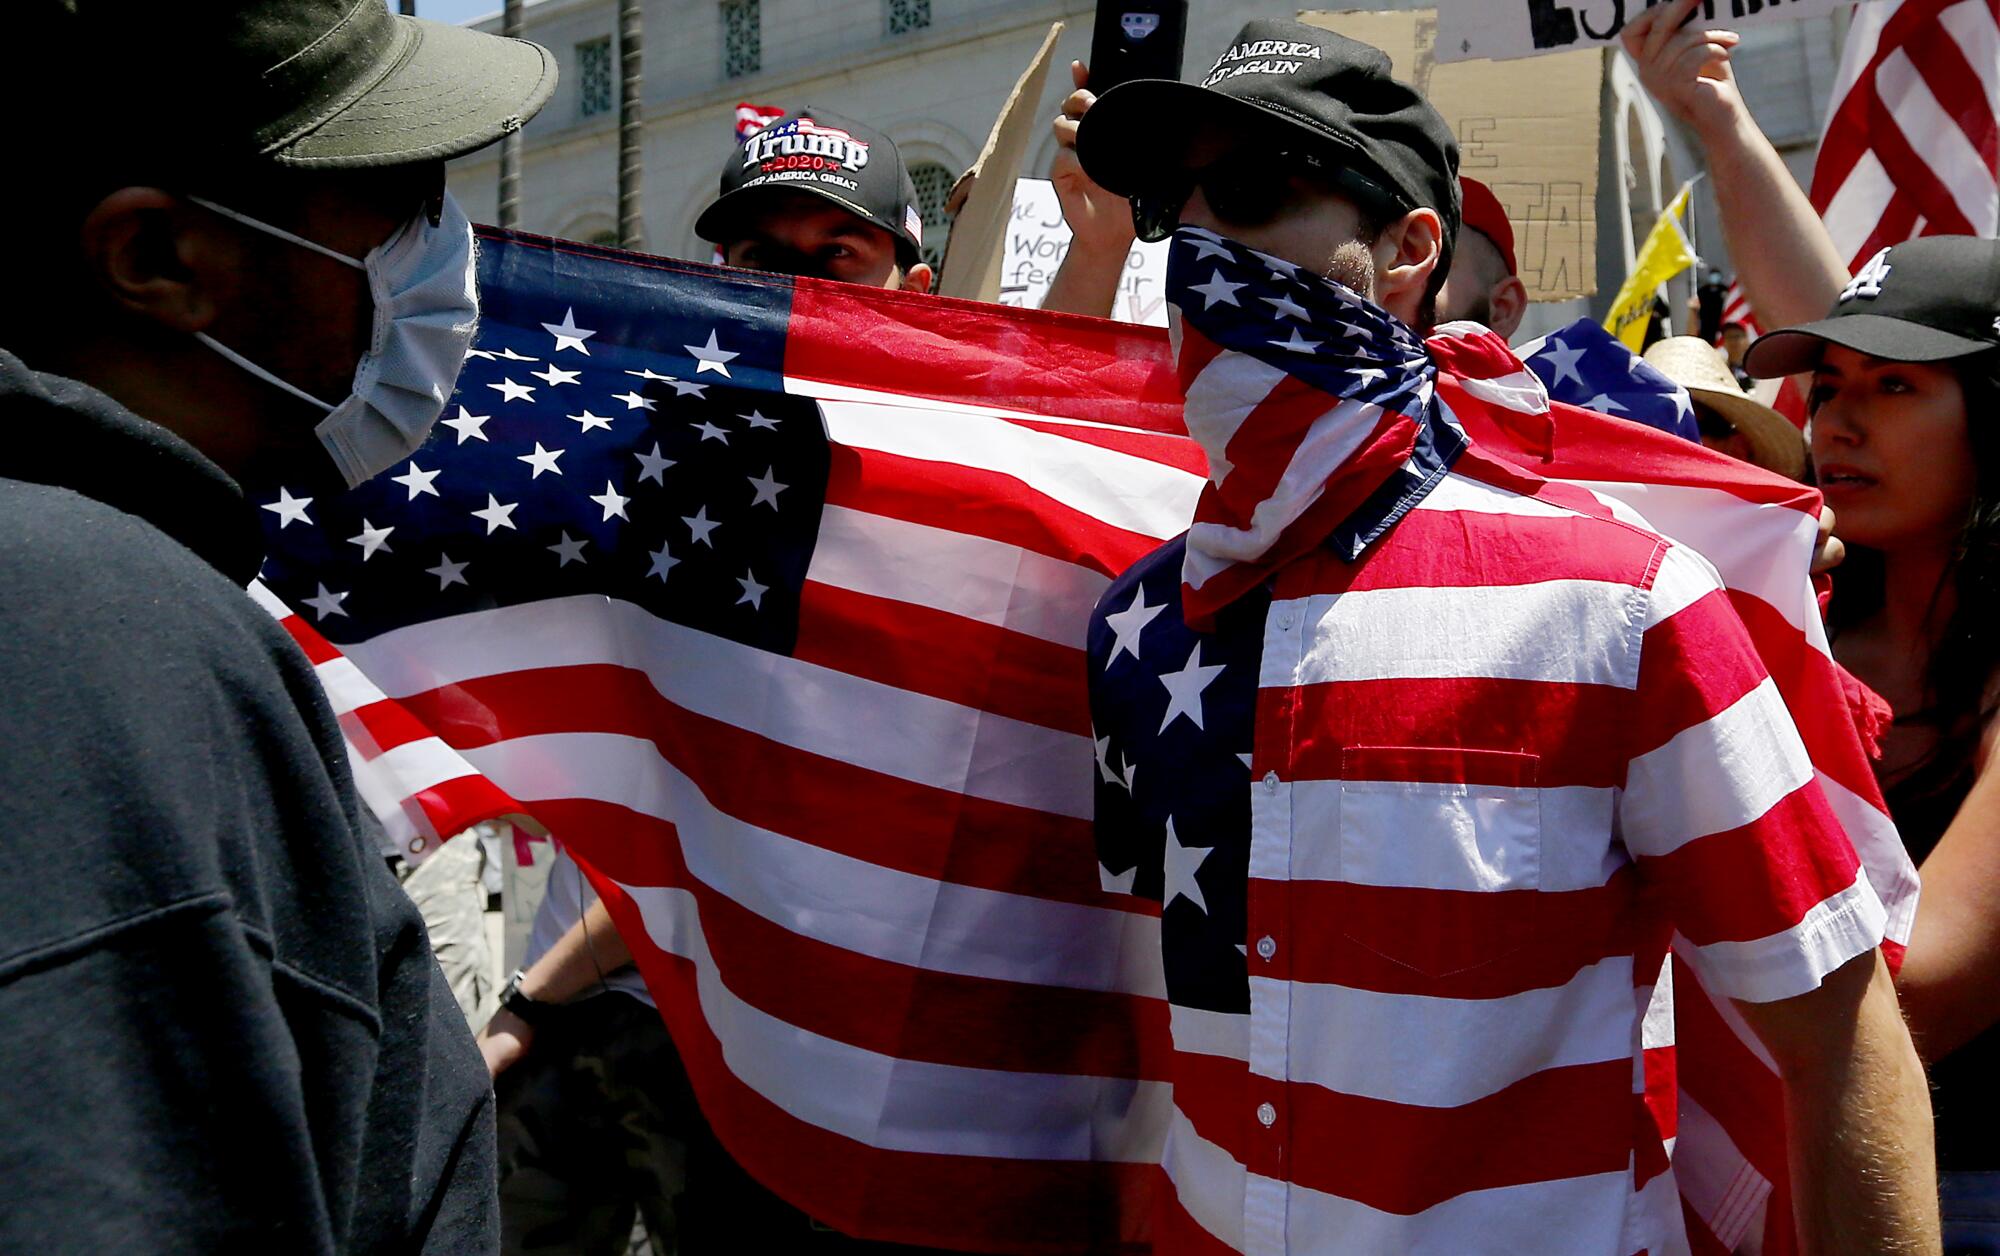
left=441, top=407, right=490, bottom=443
left=692, top=420, right=729, bottom=444
left=489, top=378, right=536, bottom=403
left=302, top=583, right=349, bottom=621
left=1187, top=271, right=1246, bottom=310
left=471, top=494, right=519, bottom=534
left=1102, top=586, right=1164, bottom=669
left=736, top=569, right=769, bottom=609
left=741, top=410, right=780, bottom=431
left=1162, top=816, right=1215, bottom=915
left=1262, top=293, right=1310, bottom=321
left=518, top=442, right=565, bottom=478
left=589, top=482, right=631, bottom=522
left=390, top=463, right=441, bottom=500
left=683, top=505, right=720, bottom=547
left=1264, top=255, right=1304, bottom=282
left=346, top=519, right=394, bottom=561
left=426, top=554, right=469, bottom=589
left=626, top=367, right=676, bottom=382
left=1157, top=641, right=1226, bottom=733
left=1269, top=329, right=1322, bottom=355
left=747, top=466, right=787, bottom=510
left=647, top=543, right=679, bottom=582
left=634, top=442, right=675, bottom=484
left=542, top=307, right=597, bottom=354
left=1180, top=232, right=1234, bottom=263
left=568, top=410, right=615, bottom=434
left=262, top=487, right=313, bottom=528
left=1119, top=754, right=1138, bottom=793
left=611, top=391, right=657, bottom=411
left=686, top=330, right=740, bottom=377
left=663, top=378, right=709, bottom=398
left=1334, top=319, right=1377, bottom=343
left=1352, top=367, right=1388, bottom=387
left=1099, top=862, right=1138, bottom=895
left=1581, top=392, right=1629, bottom=414
left=1094, top=733, right=1119, bottom=785
left=496, top=347, right=539, bottom=362
left=549, top=532, right=589, bottom=567
left=1534, top=338, right=1588, bottom=389
left=531, top=364, right=582, bottom=387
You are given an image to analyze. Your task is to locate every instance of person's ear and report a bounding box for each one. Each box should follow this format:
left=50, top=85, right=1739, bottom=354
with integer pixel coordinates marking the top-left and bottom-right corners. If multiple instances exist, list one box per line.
left=77, top=188, right=232, bottom=335
left=1487, top=275, right=1530, bottom=341
left=1373, top=206, right=1443, bottom=323
left=899, top=262, right=935, bottom=295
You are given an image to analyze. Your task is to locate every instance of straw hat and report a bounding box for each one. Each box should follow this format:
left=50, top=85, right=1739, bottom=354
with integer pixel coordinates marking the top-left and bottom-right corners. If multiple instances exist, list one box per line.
left=1642, top=337, right=1807, bottom=480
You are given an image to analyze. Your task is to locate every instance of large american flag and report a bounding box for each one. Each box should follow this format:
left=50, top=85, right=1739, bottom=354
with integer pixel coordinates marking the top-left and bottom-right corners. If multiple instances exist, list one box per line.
left=260, top=229, right=1198, bottom=1253
left=261, top=231, right=1913, bottom=1254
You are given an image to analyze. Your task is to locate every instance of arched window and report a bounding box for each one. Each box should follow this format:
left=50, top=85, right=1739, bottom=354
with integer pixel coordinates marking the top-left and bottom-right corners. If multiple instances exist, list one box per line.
left=908, top=160, right=956, bottom=272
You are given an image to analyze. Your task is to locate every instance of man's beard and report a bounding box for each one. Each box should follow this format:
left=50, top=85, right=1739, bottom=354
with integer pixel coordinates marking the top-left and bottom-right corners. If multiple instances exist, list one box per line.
left=1323, top=240, right=1377, bottom=302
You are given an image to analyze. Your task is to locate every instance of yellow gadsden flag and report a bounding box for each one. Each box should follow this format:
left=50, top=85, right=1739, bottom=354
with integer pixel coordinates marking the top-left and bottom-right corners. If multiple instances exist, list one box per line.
left=1604, top=185, right=1696, bottom=350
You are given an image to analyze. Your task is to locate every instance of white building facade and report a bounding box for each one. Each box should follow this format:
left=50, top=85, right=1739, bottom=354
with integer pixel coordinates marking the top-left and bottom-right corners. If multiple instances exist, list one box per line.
left=445, top=0, right=1857, bottom=332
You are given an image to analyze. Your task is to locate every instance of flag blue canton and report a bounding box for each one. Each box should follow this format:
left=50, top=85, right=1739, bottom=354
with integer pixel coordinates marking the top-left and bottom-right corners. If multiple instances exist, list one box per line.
left=258, top=234, right=828, bottom=656
left=1519, top=317, right=1700, bottom=442
left=1086, top=538, right=1263, bottom=1015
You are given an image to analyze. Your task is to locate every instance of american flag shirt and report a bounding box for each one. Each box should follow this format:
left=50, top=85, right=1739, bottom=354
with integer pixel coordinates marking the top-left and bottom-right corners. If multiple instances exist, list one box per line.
left=1087, top=230, right=1891, bottom=1256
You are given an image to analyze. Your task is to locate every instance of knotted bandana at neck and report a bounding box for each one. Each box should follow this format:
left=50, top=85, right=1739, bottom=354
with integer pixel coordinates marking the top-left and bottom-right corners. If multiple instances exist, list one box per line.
left=1166, top=226, right=1455, bottom=628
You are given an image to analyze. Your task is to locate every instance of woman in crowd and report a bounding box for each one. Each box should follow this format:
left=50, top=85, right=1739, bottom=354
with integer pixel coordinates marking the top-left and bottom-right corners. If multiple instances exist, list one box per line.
left=1745, top=236, right=2000, bottom=1233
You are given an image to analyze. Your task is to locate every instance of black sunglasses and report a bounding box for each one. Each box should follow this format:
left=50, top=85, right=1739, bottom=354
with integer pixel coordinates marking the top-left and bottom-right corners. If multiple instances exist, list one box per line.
left=1130, top=147, right=1406, bottom=243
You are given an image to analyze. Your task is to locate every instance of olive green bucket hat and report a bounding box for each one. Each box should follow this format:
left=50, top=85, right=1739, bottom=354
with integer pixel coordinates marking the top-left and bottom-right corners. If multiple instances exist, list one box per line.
left=45, top=0, right=556, bottom=168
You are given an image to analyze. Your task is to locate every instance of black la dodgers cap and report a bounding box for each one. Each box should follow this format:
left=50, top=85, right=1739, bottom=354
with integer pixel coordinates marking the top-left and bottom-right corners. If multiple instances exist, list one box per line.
left=1745, top=236, right=2000, bottom=378
left=695, top=107, right=925, bottom=268
left=1075, top=18, right=1461, bottom=268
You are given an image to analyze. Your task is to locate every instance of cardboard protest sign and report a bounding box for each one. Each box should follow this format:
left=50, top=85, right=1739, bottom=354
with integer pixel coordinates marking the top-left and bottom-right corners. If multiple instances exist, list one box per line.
left=1434, top=0, right=1857, bottom=63
left=997, top=179, right=1172, bottom=326
left=938, top=22, right=1065, bottom=302
left=1301, top=8, right=1605, bottom=300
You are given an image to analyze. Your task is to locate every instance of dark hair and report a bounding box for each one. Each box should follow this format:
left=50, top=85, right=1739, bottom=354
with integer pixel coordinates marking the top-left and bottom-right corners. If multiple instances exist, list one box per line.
left=1827, top=350, right=2000, bottom=795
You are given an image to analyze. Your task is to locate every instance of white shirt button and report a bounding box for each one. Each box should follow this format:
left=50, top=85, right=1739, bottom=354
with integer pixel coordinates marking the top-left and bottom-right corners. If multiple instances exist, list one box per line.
left=1262, top=771, right=1280, bottom=794
left=1277, top=610, right=1297, bottom=630
left=1256, top=1102, right=1277, bottom=1127
left=1256, top=935, right=1277, bottom=960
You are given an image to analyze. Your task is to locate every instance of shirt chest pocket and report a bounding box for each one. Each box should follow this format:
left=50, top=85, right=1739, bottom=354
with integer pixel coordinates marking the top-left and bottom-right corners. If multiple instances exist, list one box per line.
left=1336, top=746, right=1543, bottom=979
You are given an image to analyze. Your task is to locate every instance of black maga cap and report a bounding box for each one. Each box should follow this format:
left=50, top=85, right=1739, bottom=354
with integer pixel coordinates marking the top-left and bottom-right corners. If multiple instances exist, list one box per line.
left=695, top=108, right=925, bottom=267
left=1745, top=236, right=2000, bottom=378
left=1076, top=19, right=1461, bottom=263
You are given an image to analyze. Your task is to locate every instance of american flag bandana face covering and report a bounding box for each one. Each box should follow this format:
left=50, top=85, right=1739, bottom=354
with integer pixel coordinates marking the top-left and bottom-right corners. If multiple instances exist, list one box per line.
left=1165, top=226, right=1448, bottom=628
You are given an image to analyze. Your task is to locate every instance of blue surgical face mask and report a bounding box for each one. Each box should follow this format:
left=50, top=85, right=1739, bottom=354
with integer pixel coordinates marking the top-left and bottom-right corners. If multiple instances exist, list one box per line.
left=187, top=191, right=480, bottom=488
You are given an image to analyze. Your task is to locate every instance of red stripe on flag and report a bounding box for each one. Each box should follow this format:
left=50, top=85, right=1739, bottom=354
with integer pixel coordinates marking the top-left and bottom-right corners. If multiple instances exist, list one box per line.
left=796, top=580, right=1089, bottom=735
left=825, top=445, right=1166, bottom=578
left=1170, top=1050, right=1637, bottom=1216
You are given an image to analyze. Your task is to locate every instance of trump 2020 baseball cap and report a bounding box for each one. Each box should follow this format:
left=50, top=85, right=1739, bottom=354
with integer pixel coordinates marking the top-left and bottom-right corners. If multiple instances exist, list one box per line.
left=1076, top=18, right=1460, bottom=265
left=1745, top=236, right=2000, bottom=378
left=695, top=108, right=925, bottom=269
left=31, top=0, right=555, bottom=169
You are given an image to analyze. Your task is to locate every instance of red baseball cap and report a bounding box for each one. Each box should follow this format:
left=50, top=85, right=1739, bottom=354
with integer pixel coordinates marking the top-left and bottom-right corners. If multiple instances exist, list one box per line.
left=1458, top=177, right=1517, bottom=277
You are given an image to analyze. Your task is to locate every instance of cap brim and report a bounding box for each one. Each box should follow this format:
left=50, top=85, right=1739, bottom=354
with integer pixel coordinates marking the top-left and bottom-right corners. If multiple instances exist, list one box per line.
left=273, top=17, right=556, bottom=168
left=1077, top=79, right=1327, bottom=198
left=1743, top=312, right=1994, bottom=379
left=1687, top=387, right=1806, bottom=480
left=694, top=182, right=915, bottom=260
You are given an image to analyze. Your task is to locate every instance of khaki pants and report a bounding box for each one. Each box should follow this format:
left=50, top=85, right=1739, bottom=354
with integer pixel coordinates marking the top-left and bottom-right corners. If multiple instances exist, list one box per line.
left=398, top=833, right=493, bottom=1024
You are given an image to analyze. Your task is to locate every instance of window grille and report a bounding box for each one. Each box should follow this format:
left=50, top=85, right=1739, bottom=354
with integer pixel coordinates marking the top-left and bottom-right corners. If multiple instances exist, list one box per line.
left=722, top=0, right=761, bottom=79
left=577, top=37, right=612, bottom=118
left=888, top=0, right=931, bottom=36
left=909, top=160, right=955, bottom=271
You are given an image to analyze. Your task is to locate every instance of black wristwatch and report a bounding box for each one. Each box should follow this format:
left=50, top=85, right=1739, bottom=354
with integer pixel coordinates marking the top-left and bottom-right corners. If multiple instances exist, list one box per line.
left=499, top=969, right=555, bottom=1026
